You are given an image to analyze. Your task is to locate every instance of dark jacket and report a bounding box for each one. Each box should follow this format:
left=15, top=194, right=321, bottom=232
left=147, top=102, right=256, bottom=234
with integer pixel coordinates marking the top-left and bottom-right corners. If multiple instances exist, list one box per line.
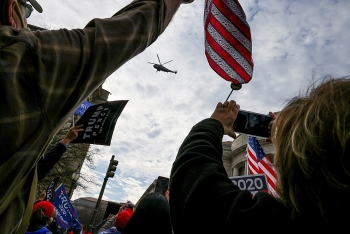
left=47, top=220, right=62, bottom=234
left=170, top=119, right=346, bottom=234
left=37, top=142, right=67, bottom=181
left=170, top=119, right=292, bottom=234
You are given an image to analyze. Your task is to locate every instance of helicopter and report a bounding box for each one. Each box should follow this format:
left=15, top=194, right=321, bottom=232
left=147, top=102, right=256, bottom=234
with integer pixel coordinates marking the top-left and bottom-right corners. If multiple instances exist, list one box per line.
left=148, top=54, right=177, bottom=74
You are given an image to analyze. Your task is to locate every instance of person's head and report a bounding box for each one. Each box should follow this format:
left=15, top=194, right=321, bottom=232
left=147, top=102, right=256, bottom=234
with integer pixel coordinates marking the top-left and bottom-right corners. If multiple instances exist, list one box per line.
left=0, top=0, right=42, bottom=28
left=125, top=200, right=135, bottom=209
left=115, top=207, right=133, bottom=231
left=27, top=200, right=55, bottom=231
left=272, top=77, right=350, bottom=221
left=123, top=193, right=172, bottom=234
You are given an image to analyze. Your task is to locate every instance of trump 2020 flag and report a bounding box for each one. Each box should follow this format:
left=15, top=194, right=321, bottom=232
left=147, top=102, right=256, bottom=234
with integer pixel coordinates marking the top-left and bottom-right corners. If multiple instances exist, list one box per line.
left=44, top=177, right=59, bottom=203
left=204, top=0, right=253, bottom=85
left=53, top=184, right=78, bottom=228
left=71, top=100, right=128, bottom=146
left=74, top=101, right=94, bottom=117
left=246, top=136, right=278, bottom=197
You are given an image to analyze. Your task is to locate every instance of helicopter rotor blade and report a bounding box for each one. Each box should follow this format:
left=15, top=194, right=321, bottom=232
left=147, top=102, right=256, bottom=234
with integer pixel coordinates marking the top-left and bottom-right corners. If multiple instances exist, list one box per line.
left=157, top=54, right=161, bottom=65
left=147, top=62, right=156, bottom=65
left=162, top=60, right=173, bottom=65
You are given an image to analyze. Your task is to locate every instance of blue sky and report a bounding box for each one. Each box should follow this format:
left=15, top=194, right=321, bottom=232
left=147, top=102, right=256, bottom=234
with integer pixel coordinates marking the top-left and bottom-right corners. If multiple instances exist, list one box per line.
left=29, top=0, right=350, bottom=204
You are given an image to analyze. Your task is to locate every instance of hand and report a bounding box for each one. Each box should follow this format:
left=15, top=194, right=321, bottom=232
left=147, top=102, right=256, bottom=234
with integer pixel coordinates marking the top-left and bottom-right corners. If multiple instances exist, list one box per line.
left=118, top=204, right=127, bottom=213
left=165, top=190, right=170, bottom=201
left=39, top=190, right=46, bottom=200
left=210, top=100, right=240, bottom=139
left=61, top=124, right=84, bottom=145
left=269, top=111, right=279, bottom=121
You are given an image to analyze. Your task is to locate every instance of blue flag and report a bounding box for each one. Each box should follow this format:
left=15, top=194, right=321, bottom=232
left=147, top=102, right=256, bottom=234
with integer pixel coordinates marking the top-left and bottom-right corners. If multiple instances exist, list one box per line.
left=74, top=101, right=94, bottom=116
left=53, top=184, right=78, bottom=228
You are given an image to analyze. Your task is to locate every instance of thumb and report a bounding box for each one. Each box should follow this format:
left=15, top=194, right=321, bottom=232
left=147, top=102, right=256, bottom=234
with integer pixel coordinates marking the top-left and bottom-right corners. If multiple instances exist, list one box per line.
left=225, top=128, right=237, bottom=139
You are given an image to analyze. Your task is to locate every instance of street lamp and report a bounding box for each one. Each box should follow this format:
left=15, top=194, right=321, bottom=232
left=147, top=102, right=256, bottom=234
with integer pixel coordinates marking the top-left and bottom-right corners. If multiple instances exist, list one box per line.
left=68, top=171, right=80, bottom=199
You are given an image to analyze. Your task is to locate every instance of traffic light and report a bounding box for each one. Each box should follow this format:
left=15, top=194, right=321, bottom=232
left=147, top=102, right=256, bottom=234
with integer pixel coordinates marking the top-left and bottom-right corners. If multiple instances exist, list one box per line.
left=91, top=155, right=119, bottom=230
left=106, top=155, right=119, bottom=178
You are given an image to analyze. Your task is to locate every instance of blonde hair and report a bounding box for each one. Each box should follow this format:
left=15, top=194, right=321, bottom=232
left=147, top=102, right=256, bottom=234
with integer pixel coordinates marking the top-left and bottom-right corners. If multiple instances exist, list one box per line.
left=273, top=77, right=350, bottom=221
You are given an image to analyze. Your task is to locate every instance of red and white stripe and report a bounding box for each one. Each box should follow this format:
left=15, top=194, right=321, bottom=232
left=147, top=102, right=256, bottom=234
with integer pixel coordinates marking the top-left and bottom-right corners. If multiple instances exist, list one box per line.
left=204, top=0, right=254, bottom=85
left=246, top=141, right=278, bottom=197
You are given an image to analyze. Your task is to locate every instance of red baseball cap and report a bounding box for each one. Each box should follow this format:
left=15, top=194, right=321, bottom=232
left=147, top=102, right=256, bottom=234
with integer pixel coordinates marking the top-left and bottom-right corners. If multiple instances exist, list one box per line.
left=115, top=208, right=133, bottom=229
left=32, top=201, right=55, bottom=217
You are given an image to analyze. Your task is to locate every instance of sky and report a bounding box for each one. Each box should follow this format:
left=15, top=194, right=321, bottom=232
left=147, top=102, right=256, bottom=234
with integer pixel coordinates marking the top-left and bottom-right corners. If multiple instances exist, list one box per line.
left=29, top=0, right=350, bottom=204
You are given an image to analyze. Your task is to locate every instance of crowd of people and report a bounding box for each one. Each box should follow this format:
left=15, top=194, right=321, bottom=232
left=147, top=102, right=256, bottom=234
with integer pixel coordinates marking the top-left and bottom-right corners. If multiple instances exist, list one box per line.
left=1, top=0, right=350, bottom=233
left=25, top=77, right=350, bottom=234
left=25, top=190, right=170, bottom=234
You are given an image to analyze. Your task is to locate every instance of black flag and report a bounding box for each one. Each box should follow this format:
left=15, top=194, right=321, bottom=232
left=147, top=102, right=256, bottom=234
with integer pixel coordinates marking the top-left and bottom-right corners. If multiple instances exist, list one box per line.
left=71, top=100, right=128, bottom=145
left=44, top=177, right=60, bottom=202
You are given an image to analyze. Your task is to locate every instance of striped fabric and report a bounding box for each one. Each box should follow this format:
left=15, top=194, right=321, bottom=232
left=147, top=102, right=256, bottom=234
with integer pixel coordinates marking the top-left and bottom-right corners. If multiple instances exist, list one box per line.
left=204, top=0, right=253, bottom=85
left=246, top=136, right=278, bottom=197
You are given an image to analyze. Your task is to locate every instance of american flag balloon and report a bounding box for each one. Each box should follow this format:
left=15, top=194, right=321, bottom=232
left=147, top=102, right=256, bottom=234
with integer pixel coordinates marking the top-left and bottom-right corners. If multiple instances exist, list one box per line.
left=204, top=0, right=254, bottom=85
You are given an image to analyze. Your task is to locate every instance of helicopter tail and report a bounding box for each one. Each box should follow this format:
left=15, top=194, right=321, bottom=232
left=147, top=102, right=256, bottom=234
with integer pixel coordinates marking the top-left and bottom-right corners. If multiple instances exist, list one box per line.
left=174, top=71, right=177, bottom=74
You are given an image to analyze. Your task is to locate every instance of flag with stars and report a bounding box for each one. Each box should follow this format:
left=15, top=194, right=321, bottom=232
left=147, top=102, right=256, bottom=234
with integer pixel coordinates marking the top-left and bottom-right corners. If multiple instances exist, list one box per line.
left=246, top=136, right=277, bottom=196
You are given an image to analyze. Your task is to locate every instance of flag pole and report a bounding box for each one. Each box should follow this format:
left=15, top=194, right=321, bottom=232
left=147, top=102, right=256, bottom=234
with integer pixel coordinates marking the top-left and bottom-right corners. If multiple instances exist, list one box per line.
left=224, top=82, right=242, bottom=103
left=246, top=153, right=249, bottom=175
left=224, top=89, right=233, bottom=103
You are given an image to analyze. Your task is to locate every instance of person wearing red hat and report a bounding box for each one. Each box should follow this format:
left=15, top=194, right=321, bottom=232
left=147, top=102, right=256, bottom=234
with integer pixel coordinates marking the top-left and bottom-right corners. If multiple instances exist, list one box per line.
left=25, top=201, right=55, bottom=234
left=97, top=202, right=134, bottom=234
left=114, top=207, right=133, bottom=232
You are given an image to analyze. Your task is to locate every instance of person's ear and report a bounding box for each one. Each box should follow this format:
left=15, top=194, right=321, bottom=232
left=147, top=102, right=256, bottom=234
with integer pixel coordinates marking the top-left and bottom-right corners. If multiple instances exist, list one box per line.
left=5, top=0, right=17, bottom=27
